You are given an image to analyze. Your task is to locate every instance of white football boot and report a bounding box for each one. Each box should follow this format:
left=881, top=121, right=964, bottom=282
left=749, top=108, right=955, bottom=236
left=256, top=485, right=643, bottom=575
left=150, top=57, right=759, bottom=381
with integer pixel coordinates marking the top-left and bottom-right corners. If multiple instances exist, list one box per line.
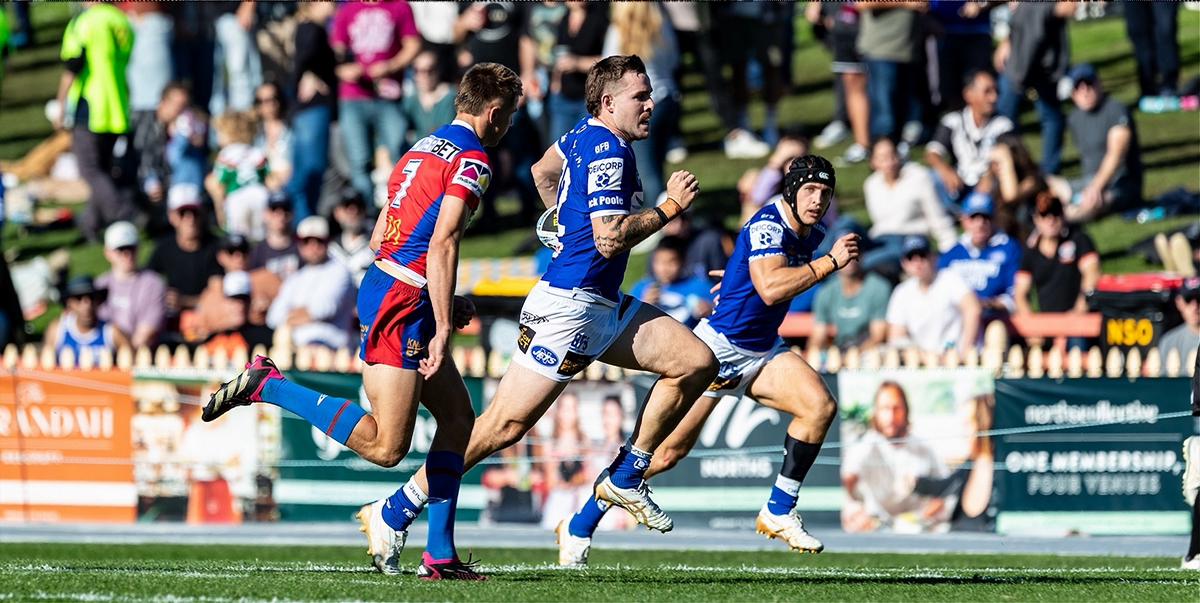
left=355, top=500, right=406, bottom=575
left=755, top=503, right=824, bottom=553
left=594, top=476, right=673, bottom=533
left=554, top=520, right=591, bottom=567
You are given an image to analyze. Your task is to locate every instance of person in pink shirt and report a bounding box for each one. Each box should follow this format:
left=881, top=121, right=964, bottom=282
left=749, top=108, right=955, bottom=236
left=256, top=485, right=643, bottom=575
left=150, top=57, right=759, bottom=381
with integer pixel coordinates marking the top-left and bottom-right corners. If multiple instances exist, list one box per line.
left=330, top=0, right=423, bottom=205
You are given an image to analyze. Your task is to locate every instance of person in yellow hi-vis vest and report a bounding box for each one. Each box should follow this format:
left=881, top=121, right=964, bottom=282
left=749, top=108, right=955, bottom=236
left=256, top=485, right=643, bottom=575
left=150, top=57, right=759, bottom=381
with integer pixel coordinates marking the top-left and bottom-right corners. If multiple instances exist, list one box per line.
left=54, top=1, right=135, bottom=243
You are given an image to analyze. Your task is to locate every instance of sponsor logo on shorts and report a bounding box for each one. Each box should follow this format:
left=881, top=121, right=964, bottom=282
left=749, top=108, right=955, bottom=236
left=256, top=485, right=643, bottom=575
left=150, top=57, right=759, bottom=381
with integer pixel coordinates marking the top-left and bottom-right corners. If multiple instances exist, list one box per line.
left=517, top=325, right=536, bottom=354
left=405, top=338, right=425, bottom=358
left=530, top=345, right=559, bottom=367
left=520, top=312, right=550, bottom=325
left=570, top=332, right=590, bottom=353
left=557, top=350, right=593, bottom=376
left=452, top=158, right=492, bottom=198
left=587, top=158, right=624, bottom=193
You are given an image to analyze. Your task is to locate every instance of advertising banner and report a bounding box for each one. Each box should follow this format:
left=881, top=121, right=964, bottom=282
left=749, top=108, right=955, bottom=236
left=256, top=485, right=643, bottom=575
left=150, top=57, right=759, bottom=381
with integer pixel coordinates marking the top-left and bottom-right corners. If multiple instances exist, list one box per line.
left=1, top=370, right=135, bottom=522
left=837, top=368, right=996, bottom=533
left=993, top=377, right=1193, bottom=535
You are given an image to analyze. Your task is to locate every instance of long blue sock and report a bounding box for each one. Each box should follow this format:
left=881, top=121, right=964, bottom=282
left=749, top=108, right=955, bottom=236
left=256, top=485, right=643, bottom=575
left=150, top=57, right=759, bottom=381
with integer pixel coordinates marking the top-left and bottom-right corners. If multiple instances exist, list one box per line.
left=767, top=476, right=801, bottom=515
left=382, top=477, right=427, bottom=531
left=424, top=450, right=464, bottom=560
left=568, top=495, right=611, bottom=538
left=609, top=442, right=652, bottom=489
left=262, top=378, right=366, bottom=445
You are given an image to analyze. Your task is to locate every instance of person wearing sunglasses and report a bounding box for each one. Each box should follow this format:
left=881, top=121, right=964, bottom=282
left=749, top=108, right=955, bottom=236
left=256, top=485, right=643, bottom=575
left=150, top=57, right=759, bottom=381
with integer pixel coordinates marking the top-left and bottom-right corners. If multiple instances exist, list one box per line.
left=1013, top=192, right=1100, bottom=327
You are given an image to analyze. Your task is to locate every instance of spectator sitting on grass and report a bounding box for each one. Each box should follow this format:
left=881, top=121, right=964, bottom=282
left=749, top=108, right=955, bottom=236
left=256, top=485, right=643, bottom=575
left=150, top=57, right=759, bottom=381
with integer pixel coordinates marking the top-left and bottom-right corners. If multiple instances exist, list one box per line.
left=925, top=69, right=1013, bottom=211
left=95, top=221, right=165, bottom=350
left=811, top=253, right=891, bottom=352
left=938, top=192, right=1021, bottom=320
left=986, top=132, right=1072, bottom=239
left=1063, top=63, right=1144, bottom=223
left=886, top=236, right=981, bottom=355
left=45, top=275, right=130, bottom=359
left=205, top=110, right=270, bottom=240
left=630, top=237, right=715, bottom=329
left=1158, top=276, right=1200, bottom=364
left=147, top=184, right=224, bottom=325
left=266, top=216, right=356, bottom=350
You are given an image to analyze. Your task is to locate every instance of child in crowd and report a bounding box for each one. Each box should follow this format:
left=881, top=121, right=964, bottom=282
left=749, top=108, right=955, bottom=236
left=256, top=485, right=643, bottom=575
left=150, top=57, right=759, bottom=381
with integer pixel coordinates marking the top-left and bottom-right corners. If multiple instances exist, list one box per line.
left=205, top=111, right=270, bottom=240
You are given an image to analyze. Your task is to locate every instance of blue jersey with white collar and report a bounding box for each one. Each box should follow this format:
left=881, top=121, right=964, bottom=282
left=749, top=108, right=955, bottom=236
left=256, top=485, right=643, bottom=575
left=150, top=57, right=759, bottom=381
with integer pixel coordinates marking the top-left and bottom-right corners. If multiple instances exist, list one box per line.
left=937, top=231, right=1021, bottom=312
left=706, top=200, right=826, bottom=352
left=542, top=117, right=644, bottom=302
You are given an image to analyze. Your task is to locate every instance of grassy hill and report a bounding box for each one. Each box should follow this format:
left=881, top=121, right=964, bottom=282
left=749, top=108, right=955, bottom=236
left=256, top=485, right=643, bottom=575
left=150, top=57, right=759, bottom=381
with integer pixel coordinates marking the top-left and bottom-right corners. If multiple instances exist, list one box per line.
left=2, top=3, right=1198, bottom=336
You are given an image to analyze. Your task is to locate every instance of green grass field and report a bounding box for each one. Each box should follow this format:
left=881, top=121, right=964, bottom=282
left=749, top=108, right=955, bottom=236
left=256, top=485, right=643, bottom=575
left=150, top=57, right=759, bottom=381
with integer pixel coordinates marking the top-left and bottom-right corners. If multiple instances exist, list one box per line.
left=1, top=543, right=1196, bottom=602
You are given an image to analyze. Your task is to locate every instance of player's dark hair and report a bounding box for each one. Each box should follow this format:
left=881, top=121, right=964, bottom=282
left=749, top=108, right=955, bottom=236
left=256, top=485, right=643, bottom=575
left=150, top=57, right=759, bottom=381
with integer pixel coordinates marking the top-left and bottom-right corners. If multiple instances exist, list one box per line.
left=585, top=54, right=648, bottom=116
left=455, top=62, right=523, bottom=116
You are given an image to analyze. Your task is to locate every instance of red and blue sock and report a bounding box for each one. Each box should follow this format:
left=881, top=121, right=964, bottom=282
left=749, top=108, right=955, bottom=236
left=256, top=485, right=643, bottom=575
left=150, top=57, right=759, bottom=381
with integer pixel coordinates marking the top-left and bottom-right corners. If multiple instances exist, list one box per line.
left=261, top=378, right=366, bottom=445
left=424, top=450, right=464, bottom=560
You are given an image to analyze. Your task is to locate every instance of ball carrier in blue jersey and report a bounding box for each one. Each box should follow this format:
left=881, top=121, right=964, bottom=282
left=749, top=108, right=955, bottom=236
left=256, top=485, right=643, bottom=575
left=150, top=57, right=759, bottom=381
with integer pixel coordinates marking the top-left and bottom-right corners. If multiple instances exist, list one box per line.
left=557, top=155, right=862, bottom=566
left=370, top=55, right=720, bottom=542
left=202, top=64, right=524, bottom=580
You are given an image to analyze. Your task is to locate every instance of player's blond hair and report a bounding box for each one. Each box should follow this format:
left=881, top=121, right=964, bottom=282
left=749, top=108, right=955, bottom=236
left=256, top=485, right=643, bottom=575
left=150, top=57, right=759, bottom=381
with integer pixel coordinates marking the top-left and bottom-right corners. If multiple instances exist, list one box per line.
left=585, top=54, right=647, bottom=117
left=454, top=63, right=523, bottom=116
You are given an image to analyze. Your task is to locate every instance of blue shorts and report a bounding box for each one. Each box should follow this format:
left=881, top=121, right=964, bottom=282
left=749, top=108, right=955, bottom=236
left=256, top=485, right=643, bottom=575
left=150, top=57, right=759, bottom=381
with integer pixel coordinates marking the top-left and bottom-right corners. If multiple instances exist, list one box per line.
left=357, top=263, right=433, bottom=370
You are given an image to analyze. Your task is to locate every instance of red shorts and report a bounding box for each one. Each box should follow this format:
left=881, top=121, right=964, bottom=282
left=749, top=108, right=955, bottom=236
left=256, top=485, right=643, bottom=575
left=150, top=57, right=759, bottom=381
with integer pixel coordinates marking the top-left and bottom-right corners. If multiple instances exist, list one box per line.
left=357, top=263, right=434, bottom=370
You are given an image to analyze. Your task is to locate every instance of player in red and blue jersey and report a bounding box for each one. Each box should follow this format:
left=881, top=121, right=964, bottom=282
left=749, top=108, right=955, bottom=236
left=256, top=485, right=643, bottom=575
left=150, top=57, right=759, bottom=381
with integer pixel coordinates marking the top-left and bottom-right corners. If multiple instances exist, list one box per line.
left=556, top=156, right=863, bottom=566
left=204, top=63, right=523, bottom=580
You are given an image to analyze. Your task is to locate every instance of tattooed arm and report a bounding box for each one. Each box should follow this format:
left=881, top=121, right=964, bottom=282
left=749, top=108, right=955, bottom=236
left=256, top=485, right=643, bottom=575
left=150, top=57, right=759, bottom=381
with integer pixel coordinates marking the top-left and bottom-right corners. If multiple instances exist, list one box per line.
left=591, top=170, right=699, bottom=258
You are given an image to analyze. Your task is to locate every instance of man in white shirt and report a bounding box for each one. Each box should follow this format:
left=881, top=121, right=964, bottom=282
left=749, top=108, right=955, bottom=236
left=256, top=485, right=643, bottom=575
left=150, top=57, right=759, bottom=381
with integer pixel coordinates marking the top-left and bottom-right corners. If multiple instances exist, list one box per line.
left=925, top=69, right=1014, bottom=210
left=266, top=216, right=356, bottom=349
left=886, top=235, right=981, bottom=354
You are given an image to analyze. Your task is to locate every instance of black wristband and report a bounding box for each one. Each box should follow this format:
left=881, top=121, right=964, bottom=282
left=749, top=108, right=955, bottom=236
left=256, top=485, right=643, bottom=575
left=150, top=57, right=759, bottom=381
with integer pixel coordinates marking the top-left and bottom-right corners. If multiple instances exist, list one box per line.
left=653, top=207, right=669, bottom=224
left=828, top=255, right=839, bottom=271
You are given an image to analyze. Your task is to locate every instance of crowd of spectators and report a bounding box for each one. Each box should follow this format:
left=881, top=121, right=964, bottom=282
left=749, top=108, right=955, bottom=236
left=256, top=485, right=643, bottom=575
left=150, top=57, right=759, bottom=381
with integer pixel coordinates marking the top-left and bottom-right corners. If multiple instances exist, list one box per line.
left=6, top=1, right=1194, bottom=359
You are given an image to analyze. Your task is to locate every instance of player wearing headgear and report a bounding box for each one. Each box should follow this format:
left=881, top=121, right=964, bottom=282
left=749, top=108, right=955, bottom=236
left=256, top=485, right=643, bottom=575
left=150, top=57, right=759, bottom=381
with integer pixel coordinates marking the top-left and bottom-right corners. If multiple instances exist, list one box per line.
left=366, top=54, right=719, bottom=542
left=203, top=63, right=523, bottom=580
left=556, top=155, right=861, bottom=566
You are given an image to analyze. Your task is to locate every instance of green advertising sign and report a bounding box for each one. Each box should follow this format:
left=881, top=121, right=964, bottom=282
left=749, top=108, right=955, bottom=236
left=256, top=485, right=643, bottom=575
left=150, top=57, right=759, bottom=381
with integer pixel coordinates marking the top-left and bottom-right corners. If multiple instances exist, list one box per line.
left=993, top=377, right=1193, bottom=535
left=274, top=371, right=485, bottom=521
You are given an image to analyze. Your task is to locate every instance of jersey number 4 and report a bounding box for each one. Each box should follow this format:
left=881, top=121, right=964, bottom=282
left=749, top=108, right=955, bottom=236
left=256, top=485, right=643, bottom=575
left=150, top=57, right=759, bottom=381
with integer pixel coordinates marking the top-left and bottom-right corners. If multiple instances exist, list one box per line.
left=389, top=159, right=423, bottom=208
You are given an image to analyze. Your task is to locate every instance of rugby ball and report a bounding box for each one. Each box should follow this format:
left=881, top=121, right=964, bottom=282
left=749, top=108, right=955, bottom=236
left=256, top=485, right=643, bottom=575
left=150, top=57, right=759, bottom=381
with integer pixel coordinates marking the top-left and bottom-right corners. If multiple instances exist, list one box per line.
left=536, top=206, right=564, bottom=256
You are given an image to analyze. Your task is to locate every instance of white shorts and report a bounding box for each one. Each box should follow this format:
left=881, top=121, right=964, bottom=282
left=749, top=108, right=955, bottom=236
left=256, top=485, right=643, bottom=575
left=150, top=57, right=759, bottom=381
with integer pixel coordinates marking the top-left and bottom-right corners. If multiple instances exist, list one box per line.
left=694, top=319, right=789, bottom=399
left=510, top=281, right=642, bottom=383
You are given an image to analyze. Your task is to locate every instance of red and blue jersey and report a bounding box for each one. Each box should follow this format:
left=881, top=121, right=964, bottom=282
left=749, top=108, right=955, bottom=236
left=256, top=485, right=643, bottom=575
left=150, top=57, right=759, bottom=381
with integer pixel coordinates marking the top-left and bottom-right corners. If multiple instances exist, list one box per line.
left=376, top=120, right=491, bottom=287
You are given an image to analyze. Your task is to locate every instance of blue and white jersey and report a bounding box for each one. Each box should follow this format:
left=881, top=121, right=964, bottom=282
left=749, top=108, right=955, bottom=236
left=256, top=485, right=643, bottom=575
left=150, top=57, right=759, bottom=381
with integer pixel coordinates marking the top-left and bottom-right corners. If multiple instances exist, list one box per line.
left=937, top=231, right=1021, bottom=313
left=707, top=200, right=826, bottom=353
left=542, top=117, right=643, bottom=303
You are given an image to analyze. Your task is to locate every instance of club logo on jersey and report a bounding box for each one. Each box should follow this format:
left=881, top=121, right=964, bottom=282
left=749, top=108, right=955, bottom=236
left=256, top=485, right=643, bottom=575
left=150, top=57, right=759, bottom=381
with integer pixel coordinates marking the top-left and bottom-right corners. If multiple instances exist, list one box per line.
left=749, top=220, right=784, bottom=251
left=405, top=338, right=426, bottom=358
left=382, top=215, right=404, bottom=244
left=587, top=158, right=624, bottom=193
left=557, top=350, right=593, bottom=376
left=452, top=159, right=491, bottom=198
left=1058, top=240, right=1077, bottom=262
left=410, top=135, right=462, bottom=161
left=570, top=332, right=589, bottom=353
left=517, top=325, right=536, bottom=353
left=530, top=345, right=559, bottom=367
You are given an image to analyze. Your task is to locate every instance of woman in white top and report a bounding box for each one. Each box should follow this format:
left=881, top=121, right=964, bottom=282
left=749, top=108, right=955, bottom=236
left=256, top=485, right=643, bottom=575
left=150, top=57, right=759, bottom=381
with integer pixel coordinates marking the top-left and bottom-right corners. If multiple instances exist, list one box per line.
left=252, top=82, right=293, bottom=192
left=861, top=137, right=958, bottom=274
left=603, top=2, right=679, bottom=210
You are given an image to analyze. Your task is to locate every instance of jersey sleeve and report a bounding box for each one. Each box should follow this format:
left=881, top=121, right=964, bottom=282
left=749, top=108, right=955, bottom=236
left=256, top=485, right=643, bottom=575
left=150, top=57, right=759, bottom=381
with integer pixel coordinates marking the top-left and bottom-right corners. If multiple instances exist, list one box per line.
left=445, top=150, right=492, bottom=211
left=744, top=213, right=787, bottom=262
left=61, top=15, right=84, bottom=61
left=583, top=144, right=636, bottom=218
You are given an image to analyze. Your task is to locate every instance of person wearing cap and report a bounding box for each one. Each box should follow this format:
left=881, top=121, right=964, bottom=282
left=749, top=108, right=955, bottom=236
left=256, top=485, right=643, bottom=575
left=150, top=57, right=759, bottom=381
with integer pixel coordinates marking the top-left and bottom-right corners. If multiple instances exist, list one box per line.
left=1159, top=276, right=1200, bottom=366
left=925, top=69, right=1014, bottom=211
left=886, top=235, right=981, bottom=354
left=328, top=189, right=375, bottom=287
left=265, top=216, right=356, bottom=350
left=1014, top=192, right=1100, bottom=329
left=1064, top=63, right=1143, bottom=223
left=201, top=270, right=275, bottom=357
left=249, top=191, right=301, bottom=280
left=95, top=221, right=167, bottom=349
left=147, top=183, right=225, bottom=326
left=44, top=275, right=130, bottom=358
left=937, top=191, right=1022, bottom=319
